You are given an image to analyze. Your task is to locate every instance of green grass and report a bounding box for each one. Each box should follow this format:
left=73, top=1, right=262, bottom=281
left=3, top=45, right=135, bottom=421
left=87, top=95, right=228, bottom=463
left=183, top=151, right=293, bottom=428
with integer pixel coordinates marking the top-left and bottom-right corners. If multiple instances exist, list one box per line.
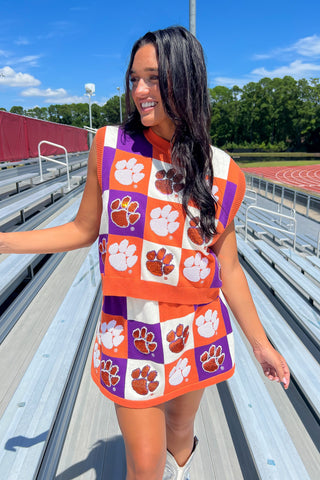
left=237, top=159, right=320, bottom=168
left=233, top=151, right=320, bottom=157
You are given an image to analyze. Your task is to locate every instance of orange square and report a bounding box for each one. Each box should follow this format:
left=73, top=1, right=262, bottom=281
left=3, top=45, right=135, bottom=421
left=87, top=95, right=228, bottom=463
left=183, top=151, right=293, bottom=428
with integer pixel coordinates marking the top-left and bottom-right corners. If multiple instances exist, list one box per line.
left=178, top=248, right=215, bottom=289
left=158, top=302, right=195, bottom=323
left=164, top=350, right=198, bottom=394
left=192, top=302, right=227, bottom=348
left=144, top=197, right=185, bottom=246
left=104, top=235, right=142, bottom=279
left=99, top=313, right=128, bottom=358
left=109, top=150, right=152, bottom=194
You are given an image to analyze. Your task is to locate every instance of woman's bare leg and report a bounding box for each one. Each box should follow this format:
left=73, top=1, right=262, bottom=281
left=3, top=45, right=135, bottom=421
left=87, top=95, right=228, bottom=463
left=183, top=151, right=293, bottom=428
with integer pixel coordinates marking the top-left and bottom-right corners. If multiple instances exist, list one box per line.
left=165, top=389, right=204, bottom=466
left=115, top=403, right=167, bottom=480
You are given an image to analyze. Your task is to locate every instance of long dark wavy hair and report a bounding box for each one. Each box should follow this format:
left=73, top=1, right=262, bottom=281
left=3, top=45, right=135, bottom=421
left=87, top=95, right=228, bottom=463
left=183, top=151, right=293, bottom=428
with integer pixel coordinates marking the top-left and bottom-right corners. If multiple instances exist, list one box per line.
left=124, top=26, right=217, bottom=238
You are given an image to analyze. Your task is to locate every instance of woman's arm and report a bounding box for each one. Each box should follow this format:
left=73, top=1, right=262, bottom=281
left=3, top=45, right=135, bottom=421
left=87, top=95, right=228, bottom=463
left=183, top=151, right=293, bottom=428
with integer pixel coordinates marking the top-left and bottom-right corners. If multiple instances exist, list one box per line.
left=211, top=221, right=290, bottom=389
left=0, top=137, right=102, bottom=254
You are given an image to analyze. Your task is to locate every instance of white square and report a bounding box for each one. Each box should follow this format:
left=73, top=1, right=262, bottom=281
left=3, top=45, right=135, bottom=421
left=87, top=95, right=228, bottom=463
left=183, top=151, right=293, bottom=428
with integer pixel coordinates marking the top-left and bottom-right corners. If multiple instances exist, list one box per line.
left=141, top=240, right=181, bottom=286
left=148, top=158, right=183, bottom=204
left=99, top=190, right=109, bottom=235
left=124, top=359, right=165, bottom=401
left=181, top=205, right=211, bottom=254
left=104, top=125, right=119, bottom=148
left=211, top=146, right=230, bottom=181
left=126, top=297, right=160, bottom=325
left=160, top=313, right=195, bottom=364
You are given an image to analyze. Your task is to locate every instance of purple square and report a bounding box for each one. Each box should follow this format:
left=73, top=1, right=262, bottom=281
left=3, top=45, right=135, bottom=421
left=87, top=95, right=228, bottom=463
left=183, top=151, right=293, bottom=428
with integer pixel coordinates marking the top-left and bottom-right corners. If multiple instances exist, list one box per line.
left=108, top=190, right=147, bottom=238
left=219, top=181, right=237, bottom=227
left=219, top=298, right=232, bottom=334
left=102, top=295, right=127, bottom=318
left=127, top=320, right=164, bottom=364
left=98, top=234, right=108, bottom=274
left=101, top=146, right=116, bottom=192
left=209, top=251, right=222, bottom=289
left=117, top=129, right=153, bottom=157
left=100, top=353, right=127, bottom=399
left=195, top=336, right=233, bottom=382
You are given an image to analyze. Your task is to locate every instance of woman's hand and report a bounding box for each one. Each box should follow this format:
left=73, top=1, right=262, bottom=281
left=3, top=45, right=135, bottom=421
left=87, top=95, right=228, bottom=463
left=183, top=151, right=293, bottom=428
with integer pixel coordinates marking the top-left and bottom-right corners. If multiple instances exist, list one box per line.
left=253, top=343, right=290, bottom=390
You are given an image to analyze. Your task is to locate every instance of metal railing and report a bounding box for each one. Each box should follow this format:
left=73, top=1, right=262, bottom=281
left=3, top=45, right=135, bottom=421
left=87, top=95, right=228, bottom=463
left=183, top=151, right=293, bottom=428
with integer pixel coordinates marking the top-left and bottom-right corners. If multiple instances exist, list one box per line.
left=244, top=188, right=257, bottom=204
left=245, top=204, right=297, bottom=250
left=38, top=141, right=70, bottom=190
left=245, top=174, right=320, bottom=221
left=317, top=231, right=320, bottom=257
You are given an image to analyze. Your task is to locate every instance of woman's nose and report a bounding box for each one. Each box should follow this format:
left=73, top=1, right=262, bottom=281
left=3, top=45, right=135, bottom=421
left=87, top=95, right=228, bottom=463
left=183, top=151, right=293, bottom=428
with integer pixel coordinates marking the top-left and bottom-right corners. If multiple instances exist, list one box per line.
left=135, top=78, right=149, bottom=95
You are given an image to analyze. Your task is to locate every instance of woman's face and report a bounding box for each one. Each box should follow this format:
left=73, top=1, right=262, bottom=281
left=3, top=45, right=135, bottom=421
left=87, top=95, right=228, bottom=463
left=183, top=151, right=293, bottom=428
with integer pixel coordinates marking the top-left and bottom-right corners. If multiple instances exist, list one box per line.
left=130, top=43, right=175, bottom=141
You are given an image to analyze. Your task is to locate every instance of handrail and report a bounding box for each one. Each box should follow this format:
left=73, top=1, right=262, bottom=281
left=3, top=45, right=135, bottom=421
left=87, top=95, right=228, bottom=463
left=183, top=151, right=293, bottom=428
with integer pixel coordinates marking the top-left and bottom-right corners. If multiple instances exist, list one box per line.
left=38, top=141, right=70, bottom=190
left=244, top=188, right=257, bottom=204
left=245, top=205, right=297, bottom=251
left=83, top=125, right=98, bottom=134
left=317, top=231, right=320, bottom=258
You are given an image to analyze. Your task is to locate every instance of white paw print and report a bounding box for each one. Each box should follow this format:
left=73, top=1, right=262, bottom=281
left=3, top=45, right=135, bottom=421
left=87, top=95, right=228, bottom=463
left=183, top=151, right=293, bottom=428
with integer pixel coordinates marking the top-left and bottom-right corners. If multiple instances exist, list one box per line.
left=169, top=358, right=191, bottom=386
left=93, top=342, right=100, bottom=368
left=183, top=252, right=211, bottom=282
left=212, top=185, right=219, bottom=202
left=100, top=319, right=124, bottom=349
left=150, top=205, right=179, bottom=237
left=114, top=158, right=145, bottom=185
left=108, top=239, right=138, bottom=272
left=196, top=309, right=219, bottom=338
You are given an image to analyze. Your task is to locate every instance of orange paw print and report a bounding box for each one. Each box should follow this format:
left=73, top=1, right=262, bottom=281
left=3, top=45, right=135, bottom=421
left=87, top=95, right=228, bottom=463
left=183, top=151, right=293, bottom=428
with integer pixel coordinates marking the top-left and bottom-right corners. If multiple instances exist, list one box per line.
left=155, top=168, right=184, bottom=195
left=101, top=359, right=120, bottom=387
left=131, top=365, right=159, bottom=395
left=133, top=327, right=157, bottom=354
left=200, top=345, right=225, bottom=373
left=187, top=216, right=210, bottom=246
left=146, top=248, right=174, bottom=277
left=167, top=324, right=189, bottom=353
left=111, top=195, right=140, bottom=228
left=99, top=238, right=107, bottom=264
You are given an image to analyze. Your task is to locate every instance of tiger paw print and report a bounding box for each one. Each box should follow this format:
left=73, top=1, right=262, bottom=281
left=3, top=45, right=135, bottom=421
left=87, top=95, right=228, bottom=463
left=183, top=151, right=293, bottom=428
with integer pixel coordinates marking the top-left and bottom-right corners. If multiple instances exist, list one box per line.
left=146, top=248, right=174, bottom=277
left=133, top=327, right=157, bottom=354
left=99, top=238, right=107, bottom=264
left=111, top=195, right=140, bottom=228
left=200, top=345, right=225, bottom=373
left=167, top=324, right=189, bottom=353
left=101, top=359, right=120, bottom=387
left=187, top=217, right=211, bottom=246
left=131, top=365, right=159, bottom=395
left=155, top=168, right=184, bottom=195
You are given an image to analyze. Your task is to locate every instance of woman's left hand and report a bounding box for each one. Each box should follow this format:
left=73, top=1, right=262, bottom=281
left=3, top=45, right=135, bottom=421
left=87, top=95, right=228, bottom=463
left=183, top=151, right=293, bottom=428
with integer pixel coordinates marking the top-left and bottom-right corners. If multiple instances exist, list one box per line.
left=253, top=344, right=290, bottom=390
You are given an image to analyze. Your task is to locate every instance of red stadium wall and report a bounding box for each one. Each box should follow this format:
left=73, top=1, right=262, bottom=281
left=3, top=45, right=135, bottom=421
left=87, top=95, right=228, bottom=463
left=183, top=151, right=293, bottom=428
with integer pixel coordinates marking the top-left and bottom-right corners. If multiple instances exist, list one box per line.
left=0, top=111, right=89, bottom=162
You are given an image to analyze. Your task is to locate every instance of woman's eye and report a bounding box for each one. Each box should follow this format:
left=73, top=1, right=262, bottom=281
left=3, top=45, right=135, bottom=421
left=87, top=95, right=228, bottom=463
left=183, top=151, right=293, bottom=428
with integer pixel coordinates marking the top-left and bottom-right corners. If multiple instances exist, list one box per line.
left=130, top=77, right=138, bottom=85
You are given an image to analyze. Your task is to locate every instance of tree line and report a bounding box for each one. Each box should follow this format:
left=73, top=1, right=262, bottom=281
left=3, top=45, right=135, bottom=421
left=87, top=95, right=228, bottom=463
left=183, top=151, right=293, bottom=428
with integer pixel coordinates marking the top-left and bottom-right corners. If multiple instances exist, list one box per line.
left=2, top=76, right=320, bottom=152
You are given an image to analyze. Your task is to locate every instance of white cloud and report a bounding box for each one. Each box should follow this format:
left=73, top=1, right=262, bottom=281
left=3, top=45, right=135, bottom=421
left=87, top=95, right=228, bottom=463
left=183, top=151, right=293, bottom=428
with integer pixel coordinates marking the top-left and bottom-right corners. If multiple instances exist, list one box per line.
left=253, top=34, right=320, bottom=61
left=14, top=55, right=41, bottom=66
left=212, top=76, right=251, bottom=88
left=21, top=86, right=86, bottom=104
left=0, top=66, right=40, bottom=87
left=15, top=37, right=30, bottom=46
left=292, top=35, right=320, bottom=57
left=252, top=60, right=320, bottom=78
left=21, top=87, right=68, bottom=98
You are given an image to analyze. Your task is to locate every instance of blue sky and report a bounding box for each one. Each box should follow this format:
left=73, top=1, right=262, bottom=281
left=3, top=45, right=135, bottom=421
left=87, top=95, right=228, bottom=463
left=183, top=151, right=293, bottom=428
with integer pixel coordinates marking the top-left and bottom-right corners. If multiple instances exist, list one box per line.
left=1, top=0, right=320, bottom=111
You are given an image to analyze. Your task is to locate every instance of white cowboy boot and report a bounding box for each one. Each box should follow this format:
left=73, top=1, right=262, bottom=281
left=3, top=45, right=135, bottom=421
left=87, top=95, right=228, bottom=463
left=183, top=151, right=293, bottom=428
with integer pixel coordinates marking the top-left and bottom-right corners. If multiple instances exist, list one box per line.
left=163, top=437, right=198, bottom=480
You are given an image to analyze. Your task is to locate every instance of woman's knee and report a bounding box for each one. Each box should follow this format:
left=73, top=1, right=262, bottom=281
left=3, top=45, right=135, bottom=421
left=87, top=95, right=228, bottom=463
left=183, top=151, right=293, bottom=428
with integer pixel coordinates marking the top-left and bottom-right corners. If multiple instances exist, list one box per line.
left=126, top=445, right=166, bottom=480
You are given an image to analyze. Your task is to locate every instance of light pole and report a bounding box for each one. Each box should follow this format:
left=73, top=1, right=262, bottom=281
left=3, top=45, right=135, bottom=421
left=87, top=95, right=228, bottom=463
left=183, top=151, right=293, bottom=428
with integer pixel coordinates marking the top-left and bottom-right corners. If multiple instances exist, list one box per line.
left=189, top=0, right=196, bottom=37
left=85, top=83, right=95, bottom=147
left=117, top=86, right=122, bottom=124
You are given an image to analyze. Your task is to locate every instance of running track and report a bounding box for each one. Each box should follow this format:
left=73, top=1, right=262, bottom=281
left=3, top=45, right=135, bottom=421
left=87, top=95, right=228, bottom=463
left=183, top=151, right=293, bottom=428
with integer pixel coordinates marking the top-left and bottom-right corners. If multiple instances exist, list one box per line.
left=241, top=164, right=320, bottom=194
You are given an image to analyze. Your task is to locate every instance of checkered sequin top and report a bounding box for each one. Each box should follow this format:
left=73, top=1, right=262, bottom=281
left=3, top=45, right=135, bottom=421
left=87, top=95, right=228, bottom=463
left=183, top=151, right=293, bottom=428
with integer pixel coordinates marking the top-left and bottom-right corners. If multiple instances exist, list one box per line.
left=96, top=126, right=246, bottom=305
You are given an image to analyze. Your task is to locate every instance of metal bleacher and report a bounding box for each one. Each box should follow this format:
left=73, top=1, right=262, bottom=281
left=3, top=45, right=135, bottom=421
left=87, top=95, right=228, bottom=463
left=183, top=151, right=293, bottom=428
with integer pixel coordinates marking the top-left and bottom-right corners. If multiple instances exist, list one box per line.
left=0, top=162, right=319, bottom=479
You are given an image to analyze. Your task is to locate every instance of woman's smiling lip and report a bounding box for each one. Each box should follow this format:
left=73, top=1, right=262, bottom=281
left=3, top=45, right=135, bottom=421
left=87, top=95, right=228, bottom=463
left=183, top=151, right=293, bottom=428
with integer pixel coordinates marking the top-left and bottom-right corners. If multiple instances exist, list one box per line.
left=140, top=101, right=157, bottom=111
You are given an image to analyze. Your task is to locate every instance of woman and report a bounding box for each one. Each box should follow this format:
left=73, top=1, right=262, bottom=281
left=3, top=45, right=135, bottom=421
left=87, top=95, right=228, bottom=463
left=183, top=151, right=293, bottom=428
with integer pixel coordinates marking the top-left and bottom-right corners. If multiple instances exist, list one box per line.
left=0, top=26, right=289, bottom=480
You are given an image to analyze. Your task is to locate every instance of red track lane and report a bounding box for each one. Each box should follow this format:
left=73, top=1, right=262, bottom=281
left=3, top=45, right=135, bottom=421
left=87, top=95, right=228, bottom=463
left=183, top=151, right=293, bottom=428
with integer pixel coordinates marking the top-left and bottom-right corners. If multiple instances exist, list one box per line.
left=242, top=164, right=320, bottom=194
